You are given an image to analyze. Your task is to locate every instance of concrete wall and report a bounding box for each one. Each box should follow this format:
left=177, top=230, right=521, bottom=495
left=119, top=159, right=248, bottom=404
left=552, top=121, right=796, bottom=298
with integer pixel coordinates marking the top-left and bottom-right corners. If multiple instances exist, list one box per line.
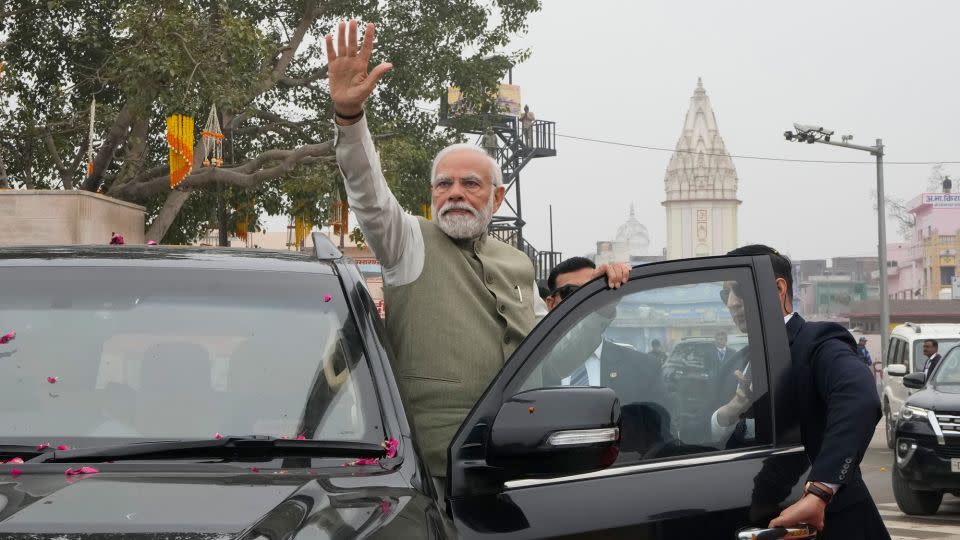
left=0, top=190, right=145, bottom=246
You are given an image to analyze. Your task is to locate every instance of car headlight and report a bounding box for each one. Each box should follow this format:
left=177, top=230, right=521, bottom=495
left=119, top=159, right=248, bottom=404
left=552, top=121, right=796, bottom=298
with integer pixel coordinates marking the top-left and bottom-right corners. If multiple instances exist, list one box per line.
left=901, top=405, right=931, bottom=421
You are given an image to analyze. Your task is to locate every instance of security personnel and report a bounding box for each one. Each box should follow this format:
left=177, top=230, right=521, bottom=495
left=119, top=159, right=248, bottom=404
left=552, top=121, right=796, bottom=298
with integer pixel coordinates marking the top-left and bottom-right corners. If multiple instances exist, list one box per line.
left=727, top=245, right=889, bottom=540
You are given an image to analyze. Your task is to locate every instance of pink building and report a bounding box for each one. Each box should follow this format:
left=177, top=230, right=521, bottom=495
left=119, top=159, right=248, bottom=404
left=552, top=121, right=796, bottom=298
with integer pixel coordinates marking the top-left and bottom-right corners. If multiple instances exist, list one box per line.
left=887, top=187, right=960, bottom=299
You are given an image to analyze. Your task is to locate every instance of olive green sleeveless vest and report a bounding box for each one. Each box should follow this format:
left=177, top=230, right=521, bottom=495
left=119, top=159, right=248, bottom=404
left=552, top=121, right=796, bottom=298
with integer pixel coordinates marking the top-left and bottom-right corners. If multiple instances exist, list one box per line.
left=384, top=218, right=535, bottom=477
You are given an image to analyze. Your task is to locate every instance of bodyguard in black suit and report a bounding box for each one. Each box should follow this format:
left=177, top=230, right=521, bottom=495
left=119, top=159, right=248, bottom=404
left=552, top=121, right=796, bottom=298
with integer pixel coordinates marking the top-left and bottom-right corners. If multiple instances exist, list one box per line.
left=727, top=245, right=889, bottom=540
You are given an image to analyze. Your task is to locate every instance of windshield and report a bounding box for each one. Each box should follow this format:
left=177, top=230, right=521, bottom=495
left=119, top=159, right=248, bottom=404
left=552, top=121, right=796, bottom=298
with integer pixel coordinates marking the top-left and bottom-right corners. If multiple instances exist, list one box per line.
left=0, top=265, right=381, bottom=445
left=915, top=339, right=960, bottom=372
left=933, top=347, right=960, bottom=385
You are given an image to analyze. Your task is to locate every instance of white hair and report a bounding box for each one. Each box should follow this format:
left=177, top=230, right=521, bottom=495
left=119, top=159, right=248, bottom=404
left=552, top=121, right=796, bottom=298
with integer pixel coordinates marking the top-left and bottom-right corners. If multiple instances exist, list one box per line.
left=430, top=143, right=503, bottom=187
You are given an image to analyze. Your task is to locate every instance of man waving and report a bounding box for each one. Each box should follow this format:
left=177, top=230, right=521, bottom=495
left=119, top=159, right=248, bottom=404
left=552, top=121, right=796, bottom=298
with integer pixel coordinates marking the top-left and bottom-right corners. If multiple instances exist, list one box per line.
left=325, top=20, right=629, bottom=497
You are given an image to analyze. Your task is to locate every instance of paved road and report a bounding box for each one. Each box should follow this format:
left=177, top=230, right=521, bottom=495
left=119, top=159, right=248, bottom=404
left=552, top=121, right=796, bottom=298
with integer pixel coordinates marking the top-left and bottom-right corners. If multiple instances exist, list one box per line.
left=862, top=422, right=960, bottom=539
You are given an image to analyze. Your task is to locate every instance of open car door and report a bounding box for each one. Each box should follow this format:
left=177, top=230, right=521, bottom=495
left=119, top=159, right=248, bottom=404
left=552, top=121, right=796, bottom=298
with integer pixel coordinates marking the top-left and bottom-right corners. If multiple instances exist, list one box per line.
left=447, top=255, right=808, bottom=539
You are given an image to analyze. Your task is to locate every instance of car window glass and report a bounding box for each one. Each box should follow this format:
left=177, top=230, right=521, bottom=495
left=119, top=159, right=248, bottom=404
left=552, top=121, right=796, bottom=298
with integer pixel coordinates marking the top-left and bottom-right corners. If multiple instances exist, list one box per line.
left=914, top=340, right=959, bottom=372
left=897, top=339, right=909, bottom=367
left=516, top=268, right=770, bottom=466
left=0, top=267, right=381, bottom=444
left=889, top=339, right=903, bottom=367
left=933, top=348, right=960, bottom=384
left=885, top=338, right=897, bottom=366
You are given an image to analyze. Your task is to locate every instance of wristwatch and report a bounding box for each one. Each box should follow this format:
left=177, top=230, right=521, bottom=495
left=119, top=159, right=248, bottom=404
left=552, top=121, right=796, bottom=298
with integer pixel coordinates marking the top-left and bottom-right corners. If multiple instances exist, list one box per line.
left=803, top=481, right=834, bottom=504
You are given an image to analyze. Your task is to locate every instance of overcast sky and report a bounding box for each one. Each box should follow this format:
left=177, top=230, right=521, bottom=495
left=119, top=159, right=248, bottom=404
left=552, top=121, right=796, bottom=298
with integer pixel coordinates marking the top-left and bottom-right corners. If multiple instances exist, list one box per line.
left=492, top=0, right=959, bottom=262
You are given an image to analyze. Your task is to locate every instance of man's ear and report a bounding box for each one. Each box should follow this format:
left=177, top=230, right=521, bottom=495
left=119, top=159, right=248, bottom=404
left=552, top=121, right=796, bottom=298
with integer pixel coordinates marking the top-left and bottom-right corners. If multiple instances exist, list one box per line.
left=544, top=295, right=556, bottom=311
left=491, top=185, right=506, bottom=213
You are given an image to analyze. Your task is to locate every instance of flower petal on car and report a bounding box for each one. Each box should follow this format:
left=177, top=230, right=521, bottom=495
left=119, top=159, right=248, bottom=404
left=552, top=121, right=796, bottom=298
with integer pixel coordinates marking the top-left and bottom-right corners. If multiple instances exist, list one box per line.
left=37, top=443, right=50, bottom=451
left=324, top=294, right=332, bottom=303
left=65, top=466, right=99, bottom=476
left=56, top=445, right=69, bottom=451
left=0, top=331, right=15, bottom=344
left=5, top=457, right=24, bottom=464
left=47, top=376, right=58, bottom=384
left=10, top=468, right=22, bottom=477
left=384, top=438, right=399, bottom=458
left=214, top=433, right=222, bottom=440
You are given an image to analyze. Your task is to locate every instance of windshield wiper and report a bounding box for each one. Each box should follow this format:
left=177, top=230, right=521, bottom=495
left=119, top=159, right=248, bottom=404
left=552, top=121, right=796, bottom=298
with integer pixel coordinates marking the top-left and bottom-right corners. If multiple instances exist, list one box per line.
left=0, top=445, right=46, bottom=460
left=31, top=436, right=386, bottom=463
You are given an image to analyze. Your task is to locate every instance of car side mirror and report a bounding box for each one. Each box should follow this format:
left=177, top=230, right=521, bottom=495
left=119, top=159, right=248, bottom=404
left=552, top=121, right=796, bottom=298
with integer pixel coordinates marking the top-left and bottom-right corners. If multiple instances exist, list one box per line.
left=486, top=387, right=620, bottom=477
left=886, top=364, right=907, bottom=377
left=903, top=372, right=926, bottom=390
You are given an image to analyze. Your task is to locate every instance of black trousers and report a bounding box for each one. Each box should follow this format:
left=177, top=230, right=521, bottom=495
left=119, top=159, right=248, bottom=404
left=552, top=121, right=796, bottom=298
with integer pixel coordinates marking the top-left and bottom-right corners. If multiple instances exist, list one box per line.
left=821, top=498, right=890, bottom=540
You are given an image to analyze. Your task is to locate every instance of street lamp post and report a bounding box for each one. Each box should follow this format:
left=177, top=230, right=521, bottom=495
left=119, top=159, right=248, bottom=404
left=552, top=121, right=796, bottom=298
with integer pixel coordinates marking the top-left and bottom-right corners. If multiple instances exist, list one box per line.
left=783, top=125, right=890, bottom=361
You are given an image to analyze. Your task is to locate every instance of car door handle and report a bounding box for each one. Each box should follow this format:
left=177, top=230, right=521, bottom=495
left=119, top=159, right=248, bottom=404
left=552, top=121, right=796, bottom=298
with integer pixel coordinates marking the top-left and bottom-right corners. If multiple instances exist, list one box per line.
left=737, top=524, right=817, bottom=539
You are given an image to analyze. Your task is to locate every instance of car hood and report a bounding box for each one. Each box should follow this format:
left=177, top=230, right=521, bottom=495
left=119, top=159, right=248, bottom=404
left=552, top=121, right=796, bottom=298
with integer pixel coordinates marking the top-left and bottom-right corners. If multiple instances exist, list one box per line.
left=0, top=466, right=429, bottom=539
left=907, top=385, right=960, bottom=411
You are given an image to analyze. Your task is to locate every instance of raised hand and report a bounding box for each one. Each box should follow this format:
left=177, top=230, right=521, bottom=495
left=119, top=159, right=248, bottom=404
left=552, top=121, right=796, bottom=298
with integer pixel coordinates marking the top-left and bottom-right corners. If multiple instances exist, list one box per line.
left=325, top=20, right=393, bottom=121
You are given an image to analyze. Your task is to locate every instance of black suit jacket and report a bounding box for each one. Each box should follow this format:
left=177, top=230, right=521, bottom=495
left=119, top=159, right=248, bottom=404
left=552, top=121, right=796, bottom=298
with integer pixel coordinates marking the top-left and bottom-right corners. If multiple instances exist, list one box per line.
left=778, top=315, right=881, bottom=511
left=924, top=353, right=943, bottom=379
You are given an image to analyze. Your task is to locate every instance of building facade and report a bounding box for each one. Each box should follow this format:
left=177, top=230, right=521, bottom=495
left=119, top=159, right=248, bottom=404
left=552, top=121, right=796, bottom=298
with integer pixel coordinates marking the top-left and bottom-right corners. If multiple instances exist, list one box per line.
left=663, top=79, right=740, bottom=259
left=887, top=186, right=960, bottom=300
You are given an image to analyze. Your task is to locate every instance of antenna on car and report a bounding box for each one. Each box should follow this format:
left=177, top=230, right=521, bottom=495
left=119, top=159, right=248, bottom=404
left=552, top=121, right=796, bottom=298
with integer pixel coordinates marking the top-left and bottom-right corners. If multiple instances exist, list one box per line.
left=312, top=232, right=343, bottom=260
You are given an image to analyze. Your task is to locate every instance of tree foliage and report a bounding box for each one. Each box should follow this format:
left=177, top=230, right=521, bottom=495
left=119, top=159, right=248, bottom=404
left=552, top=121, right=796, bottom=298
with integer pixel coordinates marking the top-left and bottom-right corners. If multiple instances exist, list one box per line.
left=0, top=0, right=539, bottom=243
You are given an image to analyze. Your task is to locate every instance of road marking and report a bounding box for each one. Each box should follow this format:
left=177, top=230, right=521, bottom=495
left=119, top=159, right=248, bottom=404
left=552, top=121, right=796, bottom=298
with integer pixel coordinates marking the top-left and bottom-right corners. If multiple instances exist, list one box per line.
left=877, top=505, right=960, bottom=539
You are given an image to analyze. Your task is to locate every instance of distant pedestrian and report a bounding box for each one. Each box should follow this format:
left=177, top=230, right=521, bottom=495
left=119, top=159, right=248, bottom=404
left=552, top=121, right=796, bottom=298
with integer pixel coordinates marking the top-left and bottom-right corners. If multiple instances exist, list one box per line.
left=482, top=127, right=498, bottom=159
left=922, top=340, right=942, bottom=379
left=857, top=337, right=872, bottom=368
left=519, top=105, right=535, bottom=146
left=649, top=339, right=667, bottom=366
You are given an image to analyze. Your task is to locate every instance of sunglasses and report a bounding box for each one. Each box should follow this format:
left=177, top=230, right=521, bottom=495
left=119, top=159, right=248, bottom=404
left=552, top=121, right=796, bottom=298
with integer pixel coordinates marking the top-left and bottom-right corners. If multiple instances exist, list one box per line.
left=551, top=284, right=581, bottom=301
left=719, top=283, right=743, bottom=304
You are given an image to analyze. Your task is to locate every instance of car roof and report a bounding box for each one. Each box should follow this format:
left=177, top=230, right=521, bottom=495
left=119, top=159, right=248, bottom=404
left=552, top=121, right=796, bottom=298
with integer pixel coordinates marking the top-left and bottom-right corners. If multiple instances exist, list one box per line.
left=892, top=323, right=960, bottom=340
left=0, top=245, right=337, bottom=274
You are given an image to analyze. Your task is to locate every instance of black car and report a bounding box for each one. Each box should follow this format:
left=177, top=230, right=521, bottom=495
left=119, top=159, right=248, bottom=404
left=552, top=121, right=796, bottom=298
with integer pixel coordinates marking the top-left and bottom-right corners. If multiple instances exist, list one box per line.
left=0, top=238, right=813, bottom=538
left=893, top=344, right=960, bottom=515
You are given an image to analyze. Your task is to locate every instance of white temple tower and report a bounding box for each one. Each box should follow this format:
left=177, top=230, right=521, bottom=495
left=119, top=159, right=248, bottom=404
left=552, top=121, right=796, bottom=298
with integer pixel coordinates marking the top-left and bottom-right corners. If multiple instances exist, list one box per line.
left=663, top=78, right=740, bottom=259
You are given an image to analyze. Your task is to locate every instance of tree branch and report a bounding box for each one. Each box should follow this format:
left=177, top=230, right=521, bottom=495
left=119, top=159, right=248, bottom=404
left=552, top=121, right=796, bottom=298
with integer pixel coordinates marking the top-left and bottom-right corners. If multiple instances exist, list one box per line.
left=112, top=140, right=335, bottom=201
left=41, top=128, right=73, bottom=189
left=277, top=65, right=329, bottom=87
left=254, top=1, right=321, bottom=97
left=0, top=151, right=9, bottom=189
left=81, top=100, right=135, bottom=192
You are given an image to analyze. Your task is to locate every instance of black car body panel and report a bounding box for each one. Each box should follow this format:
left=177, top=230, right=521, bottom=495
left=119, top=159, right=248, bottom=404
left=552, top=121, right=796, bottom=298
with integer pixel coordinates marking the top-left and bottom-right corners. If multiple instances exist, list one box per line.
left=0, top=246, right=809, bottom=538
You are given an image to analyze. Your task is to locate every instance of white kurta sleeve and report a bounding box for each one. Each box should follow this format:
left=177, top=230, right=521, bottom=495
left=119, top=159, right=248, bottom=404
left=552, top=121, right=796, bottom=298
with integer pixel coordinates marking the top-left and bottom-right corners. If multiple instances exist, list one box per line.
left=334, top=115, right=424, bottom=286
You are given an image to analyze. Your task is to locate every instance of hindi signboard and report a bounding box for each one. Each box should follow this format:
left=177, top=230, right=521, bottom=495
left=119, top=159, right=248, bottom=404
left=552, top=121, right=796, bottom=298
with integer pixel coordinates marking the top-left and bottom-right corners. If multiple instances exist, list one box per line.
left=922, top=193, right=960, bottom=209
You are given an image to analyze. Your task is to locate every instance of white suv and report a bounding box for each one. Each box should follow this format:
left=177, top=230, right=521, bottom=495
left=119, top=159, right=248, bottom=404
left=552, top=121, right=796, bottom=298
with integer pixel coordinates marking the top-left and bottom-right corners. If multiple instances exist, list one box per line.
left=882, top=322, right=960, bottom=448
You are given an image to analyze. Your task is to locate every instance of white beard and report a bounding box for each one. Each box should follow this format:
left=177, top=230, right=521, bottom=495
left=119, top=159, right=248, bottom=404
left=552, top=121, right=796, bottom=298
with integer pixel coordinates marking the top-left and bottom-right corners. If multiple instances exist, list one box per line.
left=433, top=195, right=494, bottom=239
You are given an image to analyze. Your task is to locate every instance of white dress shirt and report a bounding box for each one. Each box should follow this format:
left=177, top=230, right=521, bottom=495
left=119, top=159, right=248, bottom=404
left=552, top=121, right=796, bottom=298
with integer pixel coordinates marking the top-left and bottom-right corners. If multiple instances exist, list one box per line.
left=561, top=344, right=603, bottom=386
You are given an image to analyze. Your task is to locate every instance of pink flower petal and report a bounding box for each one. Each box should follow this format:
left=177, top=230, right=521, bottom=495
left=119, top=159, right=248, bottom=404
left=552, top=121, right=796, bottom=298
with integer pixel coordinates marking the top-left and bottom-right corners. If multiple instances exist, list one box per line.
left=249, top=467, right=260, bottom=473
left=0, top=331, right=15, bottom=345
left=37, top=443, right=50, bottom=451
left=5, top=457, right=24, bottom=464
left=324, top=294, right=332, bottom=303
left=384, top=438, right=399, bottom=459
left=213, top=433, right=222, bottom=440
left=47, top=376, right=58, bottom=384
left=64, top=466, right=99, bottom=476
left=56, top=445, right=70, bottom=451
left=296, top=435, right=306, bottom=440
left=10, top=468, right=22, bottom=477
left=380, top=499, right=391, bottom=514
